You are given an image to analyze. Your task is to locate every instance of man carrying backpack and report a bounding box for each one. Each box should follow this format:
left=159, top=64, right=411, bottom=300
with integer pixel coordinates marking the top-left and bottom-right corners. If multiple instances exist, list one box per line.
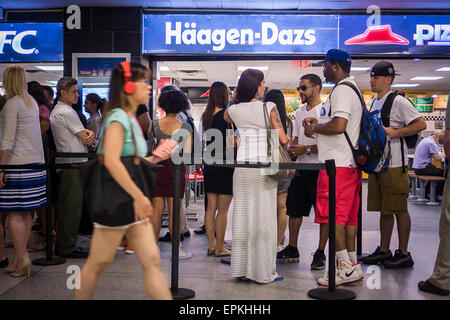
left=304, top=49, right=364, bottom=286
left=361, top=61, right=426, bottom=268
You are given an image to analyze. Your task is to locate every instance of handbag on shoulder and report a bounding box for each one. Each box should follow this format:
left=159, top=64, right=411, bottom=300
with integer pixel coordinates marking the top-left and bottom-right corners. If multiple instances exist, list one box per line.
left=78, top=118, right=158, bottom=227
left=262, top=103, right=295, bottom=180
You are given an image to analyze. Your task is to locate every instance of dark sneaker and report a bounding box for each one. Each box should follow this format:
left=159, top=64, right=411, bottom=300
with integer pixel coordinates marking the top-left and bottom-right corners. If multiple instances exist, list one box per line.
left=311, top=250, right=326, bottom=270
left=277, top=245, right=299, bottom=263
left=384, top=250, right=414, bottom=269
left=418, top=280, right=449, bottom=296
left=360, top=246, right=393, bottom=265
left=158, top=232, right=184, bottom=242
left=183, top=230, right=191, bottom=238
left=193, top=225, right=206, bottom=234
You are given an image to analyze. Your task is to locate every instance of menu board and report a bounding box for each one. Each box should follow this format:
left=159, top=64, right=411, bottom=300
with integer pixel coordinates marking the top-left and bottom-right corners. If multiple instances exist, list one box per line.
left=434, top=95, right=448, bottom=110
left=415, top=96, right=434, bottom=113
left=282, top=90, right=302, bottom=115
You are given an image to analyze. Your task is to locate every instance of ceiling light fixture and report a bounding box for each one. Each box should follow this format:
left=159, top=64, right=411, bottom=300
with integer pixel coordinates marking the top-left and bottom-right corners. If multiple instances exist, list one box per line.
left=237, top=66, right=269, bottom=71
left=36, top=65, right=64, bottom=71
left=436, top=67, right=450, bottom=72
left=410, top=76, right=443, bottom=81
left=160, top=66, right=170, bottom=71
left=391, top=84, right=420, bottom=88
left=350, top=67, right=371, bottom=71
left=322, top=83, right=335, bottom=88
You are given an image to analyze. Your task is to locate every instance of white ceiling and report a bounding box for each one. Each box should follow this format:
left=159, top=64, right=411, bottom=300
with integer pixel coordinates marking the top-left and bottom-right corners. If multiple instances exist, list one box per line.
left=0, top=63, right=62, bottom=88
left=1, top=0, right=449, bottom=10
left=160, top=59, right=450, bottom=91
left=1, top=59, right=449, bottom=92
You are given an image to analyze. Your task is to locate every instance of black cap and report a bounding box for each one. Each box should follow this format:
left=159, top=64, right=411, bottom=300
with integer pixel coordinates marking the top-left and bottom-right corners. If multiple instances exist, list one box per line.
left=371, top=61, right=401, bottom=77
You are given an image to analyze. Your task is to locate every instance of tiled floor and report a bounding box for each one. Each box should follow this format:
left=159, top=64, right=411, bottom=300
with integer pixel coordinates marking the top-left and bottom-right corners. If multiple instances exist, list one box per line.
left=0, top=182, right=449, bottom=300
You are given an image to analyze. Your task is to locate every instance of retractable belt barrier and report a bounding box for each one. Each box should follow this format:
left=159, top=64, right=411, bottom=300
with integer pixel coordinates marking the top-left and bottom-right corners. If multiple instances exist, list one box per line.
left=0, top=151, right=362, bottom=300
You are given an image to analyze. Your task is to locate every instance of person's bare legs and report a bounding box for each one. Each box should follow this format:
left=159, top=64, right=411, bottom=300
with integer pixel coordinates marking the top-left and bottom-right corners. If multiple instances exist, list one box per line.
left=205, top=193, right=218, bottom=251
left=74, top=227, right=124, bottom=300
left=395, top=212, right=411, bottom=253
left=345, top=225, right=358, bottom=253
left=277, top=193, right=288, bottom=247
left=380, top=214, right=395, bottom=252
left=0, top=214, right=6, bottom=260
left=151, top=197, right=165, bottom=242
left=318, top=223, right=329, bottom=251
left=336, top=224, right=347, bottom=252
left=8, top=212, right=31, bottom=260
left=215, top=194, right=232, bottom=253
left=126, top=222, right=172, bottom=300
left=288, top=217, right=302, bottom=248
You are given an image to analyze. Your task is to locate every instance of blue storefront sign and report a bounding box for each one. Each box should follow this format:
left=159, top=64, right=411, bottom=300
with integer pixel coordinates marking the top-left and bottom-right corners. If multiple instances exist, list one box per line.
left=0, top=23, right=63, bottom=62
left=340, top=15, right=450, bottom=55
left=143, top=14, right=450, bottom=56
left=143, top=14, right=339, bottom=54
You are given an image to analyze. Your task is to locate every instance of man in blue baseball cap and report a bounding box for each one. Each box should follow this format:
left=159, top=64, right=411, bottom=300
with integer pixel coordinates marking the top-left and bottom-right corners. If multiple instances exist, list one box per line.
left=304, top=49, right=364, bottom=286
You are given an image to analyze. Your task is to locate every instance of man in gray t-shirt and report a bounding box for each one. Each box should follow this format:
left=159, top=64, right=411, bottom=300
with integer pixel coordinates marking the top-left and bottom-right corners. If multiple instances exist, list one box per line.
left=418, top=95, right=450, bottom=296
left=362, top=61, right=426, bottom=269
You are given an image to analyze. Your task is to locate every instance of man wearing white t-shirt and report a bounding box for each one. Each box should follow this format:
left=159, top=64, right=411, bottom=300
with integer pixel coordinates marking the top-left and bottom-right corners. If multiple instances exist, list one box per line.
left=277, top=74, right=328, bottom=270
left=304, top=49, right=364, bottom=286
left=361, top=61, right=426, bottom=268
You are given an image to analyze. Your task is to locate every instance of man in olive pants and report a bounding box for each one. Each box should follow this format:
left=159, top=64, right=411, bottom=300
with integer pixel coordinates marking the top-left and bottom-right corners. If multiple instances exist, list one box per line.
left=418, top=96, right=450, bottom=296
left=50, top=77, right=94, bottom=258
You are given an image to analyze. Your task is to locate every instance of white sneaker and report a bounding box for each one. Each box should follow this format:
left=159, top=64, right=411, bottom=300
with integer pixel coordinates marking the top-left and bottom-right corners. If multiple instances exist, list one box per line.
left=353, top=262, right=364, bottom=280
left=317, top=260, right=363, bottom=287
left=179, top=244, right=192, bottom=260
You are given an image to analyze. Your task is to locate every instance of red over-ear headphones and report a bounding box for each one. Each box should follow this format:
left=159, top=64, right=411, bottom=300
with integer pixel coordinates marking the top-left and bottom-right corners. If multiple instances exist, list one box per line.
left=120, top=61, right=136, bottom=95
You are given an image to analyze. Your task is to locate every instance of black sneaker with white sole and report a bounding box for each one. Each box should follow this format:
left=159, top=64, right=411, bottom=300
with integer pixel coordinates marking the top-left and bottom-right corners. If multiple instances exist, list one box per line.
left=360, top=246, right=392, bottom=265
left=310, top=250, right=326, bottom=270
left=276, top=245, right=299, bottom=263
left=384, top=250, right=414, bottom=269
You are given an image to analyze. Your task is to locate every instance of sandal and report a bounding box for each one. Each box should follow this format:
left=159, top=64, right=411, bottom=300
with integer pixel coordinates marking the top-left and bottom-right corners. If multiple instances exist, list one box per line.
left=272, top=273, right=284, bottom=282
left=207, top=248, right=216, bottom=256
left=215, top=249, right=231, bottom=257
left=236, top=276, right=250, bottom=283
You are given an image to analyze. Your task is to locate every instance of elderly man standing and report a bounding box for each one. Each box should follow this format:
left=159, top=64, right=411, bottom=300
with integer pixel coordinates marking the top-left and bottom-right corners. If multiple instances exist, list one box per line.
left=418, top=96, right=450, bottom=296
left=51, top=77, right=95, bottom=258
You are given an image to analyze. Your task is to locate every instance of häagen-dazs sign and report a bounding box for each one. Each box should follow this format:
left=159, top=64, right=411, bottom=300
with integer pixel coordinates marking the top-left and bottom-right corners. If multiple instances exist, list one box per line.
left=143, top=14, right=339, bottom=54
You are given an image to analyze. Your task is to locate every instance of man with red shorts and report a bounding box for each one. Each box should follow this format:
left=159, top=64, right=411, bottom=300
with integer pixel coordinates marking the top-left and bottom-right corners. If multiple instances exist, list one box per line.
left=304, top=49, right=364, bottom=286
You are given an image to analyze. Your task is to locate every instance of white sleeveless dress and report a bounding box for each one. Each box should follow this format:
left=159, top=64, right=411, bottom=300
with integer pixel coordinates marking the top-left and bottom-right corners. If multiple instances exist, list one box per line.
left=228, top=101, right=278, bottom=283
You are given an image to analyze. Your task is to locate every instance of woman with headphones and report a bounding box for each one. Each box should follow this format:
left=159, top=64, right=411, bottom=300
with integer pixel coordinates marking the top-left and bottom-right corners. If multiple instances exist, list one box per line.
left=74, top=62, right=175, bottom=300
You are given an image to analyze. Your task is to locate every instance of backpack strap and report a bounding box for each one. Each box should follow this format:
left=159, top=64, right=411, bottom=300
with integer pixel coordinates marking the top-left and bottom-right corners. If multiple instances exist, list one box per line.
left=380, top=92, right=410, bottom=172
left=328, top=81, right=366, bottom=160
left=380, top=92, right=397, bottom=128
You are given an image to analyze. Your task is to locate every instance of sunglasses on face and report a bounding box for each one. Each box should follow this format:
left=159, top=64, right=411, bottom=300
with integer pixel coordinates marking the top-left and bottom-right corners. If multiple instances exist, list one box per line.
left=297, top=85, right=315, bottom=92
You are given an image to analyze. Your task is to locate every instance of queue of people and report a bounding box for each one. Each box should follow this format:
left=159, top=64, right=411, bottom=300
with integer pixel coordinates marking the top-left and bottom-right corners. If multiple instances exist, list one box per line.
left=1, top=48, right=449, bottom=298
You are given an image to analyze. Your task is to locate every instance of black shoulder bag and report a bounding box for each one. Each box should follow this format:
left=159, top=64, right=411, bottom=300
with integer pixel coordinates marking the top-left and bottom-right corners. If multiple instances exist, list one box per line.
left=78, top=118, right=158, bottom=227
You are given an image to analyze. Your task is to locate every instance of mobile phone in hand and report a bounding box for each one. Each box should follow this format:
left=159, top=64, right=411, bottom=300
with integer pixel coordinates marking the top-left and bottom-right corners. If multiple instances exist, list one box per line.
left=152, top=139, right=178, bottom=159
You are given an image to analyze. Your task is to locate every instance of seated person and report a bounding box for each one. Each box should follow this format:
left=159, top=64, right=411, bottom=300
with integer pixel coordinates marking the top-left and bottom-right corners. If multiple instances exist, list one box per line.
left=413, top=131, right=445, bottom=198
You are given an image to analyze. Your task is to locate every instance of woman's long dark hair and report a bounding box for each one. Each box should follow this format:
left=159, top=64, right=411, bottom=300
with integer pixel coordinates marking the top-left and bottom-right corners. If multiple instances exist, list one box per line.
left=86, top=93, right=106, bottom=113
left=27, top=81, right=51, bottom=110
left=202, top=81, right=229, bottom=131
left=102, top=62, right=148, bottom=122
left=235, top=68, right=264, bottom=104
left=264, top=89, right=289, bottom=134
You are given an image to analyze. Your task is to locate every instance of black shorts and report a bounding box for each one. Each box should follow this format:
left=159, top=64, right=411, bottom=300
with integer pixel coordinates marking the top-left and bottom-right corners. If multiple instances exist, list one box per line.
left=286, top=170, right=319, bottom=218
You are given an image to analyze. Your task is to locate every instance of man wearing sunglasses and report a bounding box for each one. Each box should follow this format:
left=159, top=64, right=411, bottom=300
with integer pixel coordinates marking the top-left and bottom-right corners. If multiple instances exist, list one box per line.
left=278, top=74, right=327, bottom=271
left=304, top=49, right=364, bottom=286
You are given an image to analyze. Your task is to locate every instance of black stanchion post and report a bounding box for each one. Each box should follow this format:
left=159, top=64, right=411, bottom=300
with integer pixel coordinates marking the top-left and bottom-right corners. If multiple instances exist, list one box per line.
left=33, top=148, right=65, bottom=266
left=308, top=159, right=356, bottom=300
left=170, top=164, right=195, bottom=300
left=357, top=186, right=363, bottom=256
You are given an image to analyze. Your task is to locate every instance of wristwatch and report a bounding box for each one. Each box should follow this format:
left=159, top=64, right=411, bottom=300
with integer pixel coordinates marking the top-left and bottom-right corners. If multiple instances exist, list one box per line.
left=306, top=145, right=312, bottom=155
